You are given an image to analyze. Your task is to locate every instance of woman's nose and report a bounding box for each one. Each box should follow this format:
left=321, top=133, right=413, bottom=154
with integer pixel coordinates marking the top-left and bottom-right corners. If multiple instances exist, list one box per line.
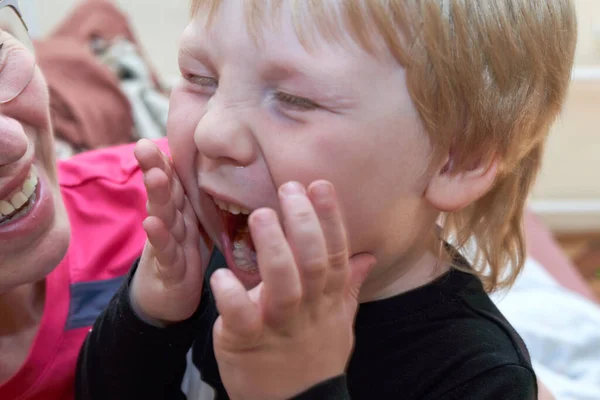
left=0, top=115, right=28, bottom=166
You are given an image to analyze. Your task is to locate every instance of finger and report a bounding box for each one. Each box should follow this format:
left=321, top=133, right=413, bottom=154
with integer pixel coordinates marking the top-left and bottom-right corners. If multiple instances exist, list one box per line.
left=134, top=139, right=172, bottom=176
left=249, top=208, right=301, bottom=324
left=179, top=195, right=210, bottom=279
left=279, top=181, right=327, bottom=302
left=171, top=175, right=186, bottom=211
left=144, top=169, right=186, bottom=242
left=137, top=142, right=183, bottom=212
left=211, top=268, right=261, bottom=341
left=143, top=216, right=185, bottom=282
left=145, top=167, right=172, bottom=207
left=308, top=181, right=349, bottom=296
left=146, top=200, right=186, bottom=243
left=346, top=254, right=376, bottom=310
left=181, top=196, right=204, bottom=250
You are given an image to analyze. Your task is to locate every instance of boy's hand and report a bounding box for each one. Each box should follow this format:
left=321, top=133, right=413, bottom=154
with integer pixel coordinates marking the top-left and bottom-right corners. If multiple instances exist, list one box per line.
left=210, top=180, right=376, bottom=400
left=130, top=139, right=209, bottom=325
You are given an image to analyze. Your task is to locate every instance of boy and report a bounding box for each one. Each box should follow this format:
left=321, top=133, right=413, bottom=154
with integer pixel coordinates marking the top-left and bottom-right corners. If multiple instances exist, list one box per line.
left=76, top=0, right=577, bottom=399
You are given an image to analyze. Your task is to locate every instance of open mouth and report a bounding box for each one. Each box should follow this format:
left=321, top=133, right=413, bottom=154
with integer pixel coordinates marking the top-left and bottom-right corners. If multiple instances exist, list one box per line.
left=0, top=166, right=39, bottom=226
left=213, top=197, right=258, bottom=273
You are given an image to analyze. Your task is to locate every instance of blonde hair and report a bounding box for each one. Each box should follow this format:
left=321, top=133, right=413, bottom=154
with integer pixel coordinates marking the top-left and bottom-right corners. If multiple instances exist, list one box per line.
left=190, top=0, right=577, bottom=292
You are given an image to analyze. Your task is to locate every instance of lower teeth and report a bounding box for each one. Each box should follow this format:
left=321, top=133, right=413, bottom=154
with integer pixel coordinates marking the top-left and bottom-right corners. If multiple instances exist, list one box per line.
left=232, top=238, right=257, bottom=271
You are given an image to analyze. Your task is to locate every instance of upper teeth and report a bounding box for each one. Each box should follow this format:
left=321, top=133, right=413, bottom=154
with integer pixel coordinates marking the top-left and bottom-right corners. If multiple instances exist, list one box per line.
left=0, top=166, right=38, bottom=217
left=214, top=198, right=251, bottom=215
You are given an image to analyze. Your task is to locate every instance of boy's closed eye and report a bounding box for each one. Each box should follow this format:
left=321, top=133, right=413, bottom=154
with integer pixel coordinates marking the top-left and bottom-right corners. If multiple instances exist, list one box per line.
left=182, top=73, right=218, bottom=94
left=182, top=72, right=322, bottom=113
left=274, top=91, right=320, bottom=111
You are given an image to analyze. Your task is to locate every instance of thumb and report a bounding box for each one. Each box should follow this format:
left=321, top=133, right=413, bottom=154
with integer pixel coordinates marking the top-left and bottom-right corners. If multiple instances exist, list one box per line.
left=211, top=268, right=262, bottom=342
left=347, top=253, right=376, bottom=302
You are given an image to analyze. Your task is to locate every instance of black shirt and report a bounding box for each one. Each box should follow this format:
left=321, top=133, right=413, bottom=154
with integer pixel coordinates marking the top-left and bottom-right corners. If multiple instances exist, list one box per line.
left=76, top=250, right=536, bottom=400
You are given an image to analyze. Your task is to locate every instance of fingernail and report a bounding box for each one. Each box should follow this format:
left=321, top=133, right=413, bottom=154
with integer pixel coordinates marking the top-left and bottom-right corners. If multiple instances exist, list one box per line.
left=310, top=181, right=332, bottom=199
left=211, top=268, right=234, bottom=291
left=211, top=268, right=226, bottom=283
left=251, top=208, right=276, bottom=226
left=279, top=181, right=305, bottom=196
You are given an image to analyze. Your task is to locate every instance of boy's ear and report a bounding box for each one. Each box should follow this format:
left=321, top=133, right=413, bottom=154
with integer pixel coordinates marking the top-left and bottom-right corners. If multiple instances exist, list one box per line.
left=425, top=154, right=499, bottom=212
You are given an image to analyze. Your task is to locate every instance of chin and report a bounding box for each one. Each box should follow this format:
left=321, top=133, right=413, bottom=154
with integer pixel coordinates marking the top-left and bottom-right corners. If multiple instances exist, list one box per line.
left=0, top=228, right=70, bottom=294
left=0, top=172, right=71, bottom=293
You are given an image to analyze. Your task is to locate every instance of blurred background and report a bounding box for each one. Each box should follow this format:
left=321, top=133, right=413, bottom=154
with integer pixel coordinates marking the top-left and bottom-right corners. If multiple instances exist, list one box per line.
left=22, top=0, right=186, bottom=78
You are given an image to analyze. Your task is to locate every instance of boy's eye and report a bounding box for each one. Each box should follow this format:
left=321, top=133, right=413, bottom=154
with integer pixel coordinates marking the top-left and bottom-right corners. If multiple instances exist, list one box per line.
left=184, top=74, right=218, bottom=89
left=275, top=92, right=319, bottom=111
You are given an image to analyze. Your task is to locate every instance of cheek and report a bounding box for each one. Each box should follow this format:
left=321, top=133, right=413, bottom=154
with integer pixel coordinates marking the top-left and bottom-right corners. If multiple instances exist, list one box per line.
left=167, top=90, right=203, bottom=189
left=273, top=120, right=429, bottom=247
left=19, top=70, right=52, bottom=130
left=167, top=88, right=203, bottom=139
left=261, top=121, right=380, bottom=193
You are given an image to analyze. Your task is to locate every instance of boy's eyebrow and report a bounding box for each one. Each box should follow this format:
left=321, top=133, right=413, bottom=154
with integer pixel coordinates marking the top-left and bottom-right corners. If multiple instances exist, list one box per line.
left=178, top=23, right=218, bottom=62
left=178, top=40, right=216, bottom=72
left=178, top=34, right=207, bottom=60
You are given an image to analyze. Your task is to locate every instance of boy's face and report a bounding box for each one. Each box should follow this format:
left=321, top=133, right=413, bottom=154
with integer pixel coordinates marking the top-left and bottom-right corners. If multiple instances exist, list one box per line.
left=169, top=0, right=437, bottom=290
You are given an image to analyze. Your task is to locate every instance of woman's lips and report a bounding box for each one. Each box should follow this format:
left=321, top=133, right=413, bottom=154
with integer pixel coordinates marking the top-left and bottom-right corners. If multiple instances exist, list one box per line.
left=0, top=163, right=56, bottom=243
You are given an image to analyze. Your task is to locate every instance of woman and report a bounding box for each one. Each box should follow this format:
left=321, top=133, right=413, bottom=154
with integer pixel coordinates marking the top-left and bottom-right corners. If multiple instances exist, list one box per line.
left=0, top=1, right=165, bottom=398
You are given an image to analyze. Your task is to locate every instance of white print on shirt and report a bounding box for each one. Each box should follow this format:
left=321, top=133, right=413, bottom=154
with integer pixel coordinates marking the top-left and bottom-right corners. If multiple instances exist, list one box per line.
left=181, top=349, right=216, bottom=400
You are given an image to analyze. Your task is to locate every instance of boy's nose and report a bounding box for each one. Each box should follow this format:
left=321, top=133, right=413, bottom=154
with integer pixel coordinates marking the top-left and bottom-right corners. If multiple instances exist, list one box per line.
left=194, top=103, right=256, bottom=166
left=0, top=115, right=28, bottom=167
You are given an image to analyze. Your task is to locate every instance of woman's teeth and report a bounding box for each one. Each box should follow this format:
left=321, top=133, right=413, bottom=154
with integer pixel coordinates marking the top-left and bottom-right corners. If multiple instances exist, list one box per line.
left=214, top=198, right=251, bottom=215
left=0, top=166, right=38, bottom=221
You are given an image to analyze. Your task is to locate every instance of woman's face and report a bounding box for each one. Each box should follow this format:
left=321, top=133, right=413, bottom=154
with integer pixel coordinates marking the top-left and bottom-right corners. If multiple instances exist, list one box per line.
left=0, top=8, right=70, bottom=293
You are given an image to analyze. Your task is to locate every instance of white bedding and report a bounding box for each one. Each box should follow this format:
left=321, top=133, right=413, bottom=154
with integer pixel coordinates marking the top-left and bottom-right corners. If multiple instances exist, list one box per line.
left=492, top=258, right=600, bottom=400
